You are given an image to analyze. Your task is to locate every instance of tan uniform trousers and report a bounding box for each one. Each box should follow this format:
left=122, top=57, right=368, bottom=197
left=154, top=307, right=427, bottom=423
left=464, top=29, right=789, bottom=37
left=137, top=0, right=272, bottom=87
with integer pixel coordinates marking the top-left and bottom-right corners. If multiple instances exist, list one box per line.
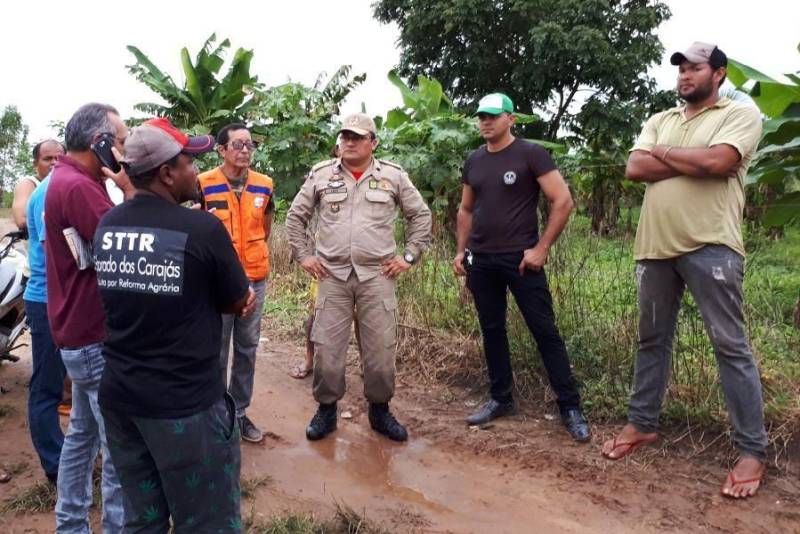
left=311, top=272, right=397, bottom=405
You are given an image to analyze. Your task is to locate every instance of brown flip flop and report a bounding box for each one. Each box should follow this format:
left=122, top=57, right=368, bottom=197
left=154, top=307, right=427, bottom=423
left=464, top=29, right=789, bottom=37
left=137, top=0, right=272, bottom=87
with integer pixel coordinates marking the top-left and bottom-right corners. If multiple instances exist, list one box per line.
left=602, top=434, right=658, bottom=460
left=721, top=469, right=765, bottom=499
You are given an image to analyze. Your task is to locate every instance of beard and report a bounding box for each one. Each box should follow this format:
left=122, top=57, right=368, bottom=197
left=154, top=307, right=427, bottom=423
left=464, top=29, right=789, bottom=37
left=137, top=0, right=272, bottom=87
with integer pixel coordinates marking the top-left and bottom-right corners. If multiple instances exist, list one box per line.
left=680, top=80, right=715, bottom=103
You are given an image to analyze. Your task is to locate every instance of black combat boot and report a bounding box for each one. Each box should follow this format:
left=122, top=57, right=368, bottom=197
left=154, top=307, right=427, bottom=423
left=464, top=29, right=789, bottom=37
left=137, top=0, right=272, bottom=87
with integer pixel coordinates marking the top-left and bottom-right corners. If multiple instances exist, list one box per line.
left=368, top=402, right=408, bottom=442
left=306, top=403, right=337, bottom=441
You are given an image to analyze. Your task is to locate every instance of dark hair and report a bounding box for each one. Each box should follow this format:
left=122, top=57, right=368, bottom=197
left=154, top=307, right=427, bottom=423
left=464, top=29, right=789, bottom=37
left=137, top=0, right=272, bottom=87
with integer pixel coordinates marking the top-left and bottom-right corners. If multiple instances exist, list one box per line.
left=709, top=47, right=728, bottom=88
left=32, top=139, right=65, bottom=161
left=64, top=103, right=119, bottom=151
left=216, top=123, right=249, bottom=146
left=128, top=153, right=182, bottom=189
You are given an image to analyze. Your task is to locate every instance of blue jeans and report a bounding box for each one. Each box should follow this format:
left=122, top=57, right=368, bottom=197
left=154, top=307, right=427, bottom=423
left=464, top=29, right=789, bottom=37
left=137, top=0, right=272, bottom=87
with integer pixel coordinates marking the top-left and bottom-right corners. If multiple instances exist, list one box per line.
left=25, top=300, right=66, bottom=480
left=56, top=343, right=125, bottom=533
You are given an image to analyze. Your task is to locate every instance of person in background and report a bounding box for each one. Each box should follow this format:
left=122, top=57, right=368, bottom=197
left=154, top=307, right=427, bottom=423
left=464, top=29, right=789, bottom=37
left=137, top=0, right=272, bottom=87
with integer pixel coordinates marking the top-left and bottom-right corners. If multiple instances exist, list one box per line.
left=601, top=42, right=768, bottom=500
left=286, top=113, right=432, bottom=442
left=453, top=93, right=591, bottom=442
left=45, top=102, right=132, bottom=532
left=12, top=139, right=64, bottom=230
left=198, top=123, right=275, bottom=444
left=21, top=140, right=67, bottom=485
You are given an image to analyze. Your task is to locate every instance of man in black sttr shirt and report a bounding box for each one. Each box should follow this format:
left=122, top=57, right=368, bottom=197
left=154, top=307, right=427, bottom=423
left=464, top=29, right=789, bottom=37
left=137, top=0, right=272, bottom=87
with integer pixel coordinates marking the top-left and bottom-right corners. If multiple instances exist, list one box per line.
left=453, top=93, right=590, bottom=442
left=94, top=119, right=255, bottom=532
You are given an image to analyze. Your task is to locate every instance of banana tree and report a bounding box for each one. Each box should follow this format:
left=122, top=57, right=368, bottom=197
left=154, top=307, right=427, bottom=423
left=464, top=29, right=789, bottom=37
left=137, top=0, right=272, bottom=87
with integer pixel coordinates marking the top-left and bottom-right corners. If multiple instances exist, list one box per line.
left=127, top=34, right=262, bottom=133
left=728, top=44, right=800, bottom=229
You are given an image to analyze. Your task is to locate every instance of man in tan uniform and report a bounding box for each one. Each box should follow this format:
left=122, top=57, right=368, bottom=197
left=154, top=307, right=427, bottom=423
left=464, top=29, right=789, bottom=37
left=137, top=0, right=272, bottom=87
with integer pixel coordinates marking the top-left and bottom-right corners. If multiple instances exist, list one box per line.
left=286, top=113, right=431, bottom=442
left=600, top=42, right=767, bottom=499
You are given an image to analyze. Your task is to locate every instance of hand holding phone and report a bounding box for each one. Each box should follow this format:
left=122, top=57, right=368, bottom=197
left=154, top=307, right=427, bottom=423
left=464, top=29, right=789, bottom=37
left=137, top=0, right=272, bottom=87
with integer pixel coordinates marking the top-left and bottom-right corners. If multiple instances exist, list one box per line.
left=91, top=133, right=121, bottom=173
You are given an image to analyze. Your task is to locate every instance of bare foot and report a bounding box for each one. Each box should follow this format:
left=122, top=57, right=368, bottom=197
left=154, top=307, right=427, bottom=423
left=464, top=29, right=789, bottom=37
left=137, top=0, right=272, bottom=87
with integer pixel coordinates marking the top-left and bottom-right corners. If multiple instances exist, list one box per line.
left=721, top=456, right=765, bottom=499
left=601, top=423, right=658, bottom=460
left=289, top=363, right=312, bottom=379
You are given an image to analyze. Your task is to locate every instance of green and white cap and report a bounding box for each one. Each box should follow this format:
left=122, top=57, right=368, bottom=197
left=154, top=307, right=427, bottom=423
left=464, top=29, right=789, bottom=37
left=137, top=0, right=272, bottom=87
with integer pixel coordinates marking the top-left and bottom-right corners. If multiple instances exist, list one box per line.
left=476, top=93, right=514, bottom=115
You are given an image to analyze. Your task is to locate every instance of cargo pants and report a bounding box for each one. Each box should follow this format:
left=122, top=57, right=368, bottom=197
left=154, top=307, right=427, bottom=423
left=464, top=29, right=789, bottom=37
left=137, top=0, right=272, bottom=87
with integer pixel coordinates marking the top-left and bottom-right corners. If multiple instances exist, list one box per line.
left=311, top=272, right=397, bottom=404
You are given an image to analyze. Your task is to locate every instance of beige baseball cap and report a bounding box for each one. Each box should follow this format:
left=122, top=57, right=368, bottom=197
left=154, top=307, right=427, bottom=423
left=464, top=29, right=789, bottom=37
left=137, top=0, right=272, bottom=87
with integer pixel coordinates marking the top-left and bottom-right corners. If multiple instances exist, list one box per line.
left=670, top=42, right=727, bottom=68
left=121, top=118, right=214, bottom=176
left=338, top=113, right=377, bottom=136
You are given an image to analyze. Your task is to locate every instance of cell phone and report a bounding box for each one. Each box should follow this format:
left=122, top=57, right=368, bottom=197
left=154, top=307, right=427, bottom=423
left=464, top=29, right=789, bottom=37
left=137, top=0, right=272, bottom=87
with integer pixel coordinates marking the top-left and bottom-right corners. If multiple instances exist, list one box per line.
left=90, top=133, right=121, bottom=173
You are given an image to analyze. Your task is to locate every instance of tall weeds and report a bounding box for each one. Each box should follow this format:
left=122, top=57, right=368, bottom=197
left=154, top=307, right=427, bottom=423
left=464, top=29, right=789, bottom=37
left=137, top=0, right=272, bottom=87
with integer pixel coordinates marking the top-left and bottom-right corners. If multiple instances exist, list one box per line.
left=267, top=220, right=800, bottom=443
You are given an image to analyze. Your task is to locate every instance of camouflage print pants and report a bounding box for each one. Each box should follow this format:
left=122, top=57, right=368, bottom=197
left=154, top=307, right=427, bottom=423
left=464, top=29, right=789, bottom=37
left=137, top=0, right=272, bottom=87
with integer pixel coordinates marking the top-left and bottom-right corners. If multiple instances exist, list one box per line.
left=101, top=394, right=242, bottom=533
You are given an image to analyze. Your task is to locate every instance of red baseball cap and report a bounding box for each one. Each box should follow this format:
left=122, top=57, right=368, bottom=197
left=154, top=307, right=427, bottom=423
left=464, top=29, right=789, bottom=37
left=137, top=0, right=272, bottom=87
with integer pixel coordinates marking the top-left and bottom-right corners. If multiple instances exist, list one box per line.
left=121, top=118, right=215, bottom=176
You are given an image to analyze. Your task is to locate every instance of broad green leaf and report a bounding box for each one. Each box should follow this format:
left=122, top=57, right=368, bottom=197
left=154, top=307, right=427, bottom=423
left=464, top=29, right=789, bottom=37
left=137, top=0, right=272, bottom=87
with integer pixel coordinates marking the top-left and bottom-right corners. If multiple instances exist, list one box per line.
left=758, top=138, right=800, bottom=155
left=388, top=70, right=419, bottom=111
left=762, top=117, right=800, bottom=145
left=514, top=112, right=540, bottom=124
left=181, top=48, right=206, bottom=118
left=526, top=138, right=567, bottom=154
left=385, top=109, right=411, bottom=129
left=727, top=59, right=781, bottom=86
left=763, top=191, right=800, bottom=227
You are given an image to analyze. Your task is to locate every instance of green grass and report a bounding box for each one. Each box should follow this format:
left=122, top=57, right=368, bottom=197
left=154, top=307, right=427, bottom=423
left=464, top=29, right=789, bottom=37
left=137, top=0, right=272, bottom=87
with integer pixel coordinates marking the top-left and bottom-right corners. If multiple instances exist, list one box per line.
left=245, top=503, right=388, bottom=534
left=0, top=482, right=56, bottom=515
left=266, top=218, right=800, bottom=445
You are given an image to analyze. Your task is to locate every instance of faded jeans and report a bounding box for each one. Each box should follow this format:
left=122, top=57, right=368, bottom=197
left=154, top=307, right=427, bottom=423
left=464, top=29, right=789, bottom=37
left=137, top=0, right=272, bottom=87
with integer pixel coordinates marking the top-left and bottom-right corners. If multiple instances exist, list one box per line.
left=220, top=278, right=267, bottom=418
left=628, top=245, right=768, bottom=460
left=56, top=343, right=125, bottom=533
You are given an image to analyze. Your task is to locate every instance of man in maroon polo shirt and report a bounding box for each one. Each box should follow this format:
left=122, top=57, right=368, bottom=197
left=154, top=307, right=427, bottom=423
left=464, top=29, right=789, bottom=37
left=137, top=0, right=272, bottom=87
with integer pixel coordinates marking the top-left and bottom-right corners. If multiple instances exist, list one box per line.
left=45, top=103, right=133, bottom=533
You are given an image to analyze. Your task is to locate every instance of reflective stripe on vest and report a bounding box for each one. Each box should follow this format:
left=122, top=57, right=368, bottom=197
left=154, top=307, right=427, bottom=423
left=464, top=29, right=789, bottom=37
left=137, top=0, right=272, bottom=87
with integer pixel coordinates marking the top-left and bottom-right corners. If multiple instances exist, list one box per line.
left=198, top=168, right=273, bottom=281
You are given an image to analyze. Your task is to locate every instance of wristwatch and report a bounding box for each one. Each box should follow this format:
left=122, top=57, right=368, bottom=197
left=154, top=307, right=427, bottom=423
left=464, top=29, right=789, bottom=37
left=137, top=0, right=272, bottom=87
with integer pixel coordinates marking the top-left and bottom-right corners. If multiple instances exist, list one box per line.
left=403, top=249, right=416, bottom=265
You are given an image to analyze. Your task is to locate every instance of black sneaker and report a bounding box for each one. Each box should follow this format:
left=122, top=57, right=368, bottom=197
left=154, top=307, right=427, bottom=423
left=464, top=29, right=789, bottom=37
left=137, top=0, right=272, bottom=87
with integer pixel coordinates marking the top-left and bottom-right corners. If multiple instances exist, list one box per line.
left=368, top=403, right=408, bottom=442
left=465, top=399, right=516, bottom=426
left=238, top=415, right=264, bottom=443
left=561, top=408, right=591, bottom=442
left=306, top=403, right=337, bottom=441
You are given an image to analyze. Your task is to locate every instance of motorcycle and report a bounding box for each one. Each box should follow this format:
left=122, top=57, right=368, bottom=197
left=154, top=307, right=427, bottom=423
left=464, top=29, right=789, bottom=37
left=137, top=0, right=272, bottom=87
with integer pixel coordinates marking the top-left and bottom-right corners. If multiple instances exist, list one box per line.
left=0, top=230, right=28, bottom=363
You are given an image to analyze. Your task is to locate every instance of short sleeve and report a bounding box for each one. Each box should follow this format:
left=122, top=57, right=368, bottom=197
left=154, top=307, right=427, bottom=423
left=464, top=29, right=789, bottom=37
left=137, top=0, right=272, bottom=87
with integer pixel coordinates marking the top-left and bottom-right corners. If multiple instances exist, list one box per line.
left=65, top=183, right=113, bottom=242
left=528, top=144, right=557, bottom=177
left=709, top=104, right=763, bottom=160
left=631, top=114, right=660, bottom=153
left=205, top=218, right=249, bottom=309
left=460, top=153, right=473, bottom=185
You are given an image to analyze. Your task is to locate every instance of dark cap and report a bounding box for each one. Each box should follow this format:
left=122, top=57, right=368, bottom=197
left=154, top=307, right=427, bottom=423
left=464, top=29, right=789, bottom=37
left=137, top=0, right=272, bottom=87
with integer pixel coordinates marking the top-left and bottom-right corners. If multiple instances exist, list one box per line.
left=670, top=42, right=727, bottom=69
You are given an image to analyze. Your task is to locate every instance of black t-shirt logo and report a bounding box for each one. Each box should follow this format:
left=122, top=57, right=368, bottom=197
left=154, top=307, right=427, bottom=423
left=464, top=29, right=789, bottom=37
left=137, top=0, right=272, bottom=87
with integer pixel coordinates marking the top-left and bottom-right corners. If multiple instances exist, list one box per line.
left=94, top=226, right=188, bottom=296
left=503, top=171, right=517, bottom=185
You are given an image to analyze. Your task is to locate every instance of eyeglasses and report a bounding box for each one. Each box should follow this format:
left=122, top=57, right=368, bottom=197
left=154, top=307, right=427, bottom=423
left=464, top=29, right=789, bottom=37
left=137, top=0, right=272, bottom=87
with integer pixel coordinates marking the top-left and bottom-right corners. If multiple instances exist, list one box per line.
left=339, top=131, right=371, bottom=143
left=227, top=140, right=258, bottom=151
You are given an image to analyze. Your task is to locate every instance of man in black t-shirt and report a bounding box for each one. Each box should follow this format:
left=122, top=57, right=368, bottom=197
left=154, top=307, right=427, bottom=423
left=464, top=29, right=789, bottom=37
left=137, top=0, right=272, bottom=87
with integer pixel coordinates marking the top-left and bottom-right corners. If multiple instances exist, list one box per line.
left=453, top=93, right=590, bottom=442
left=94, top=118, right=255, bottom=532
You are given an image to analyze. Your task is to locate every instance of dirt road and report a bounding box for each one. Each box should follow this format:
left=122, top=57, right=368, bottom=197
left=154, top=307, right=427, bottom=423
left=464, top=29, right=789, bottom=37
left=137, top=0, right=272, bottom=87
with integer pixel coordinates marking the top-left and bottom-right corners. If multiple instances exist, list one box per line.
left=2, top=327, right=799, bottom=533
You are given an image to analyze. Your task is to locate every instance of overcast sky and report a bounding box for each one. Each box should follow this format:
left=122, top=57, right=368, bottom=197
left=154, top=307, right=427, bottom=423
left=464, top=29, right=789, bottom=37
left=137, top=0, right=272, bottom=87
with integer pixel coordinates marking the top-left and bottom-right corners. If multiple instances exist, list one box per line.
left=3, top=0, right=798, bottom=141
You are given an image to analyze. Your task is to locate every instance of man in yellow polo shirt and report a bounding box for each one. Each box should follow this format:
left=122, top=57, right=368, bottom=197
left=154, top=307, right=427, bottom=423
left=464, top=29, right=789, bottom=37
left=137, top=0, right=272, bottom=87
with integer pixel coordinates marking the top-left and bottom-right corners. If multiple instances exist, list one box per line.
left=199, top=123, right=274, bottom=443
left=600, top=43, right=768, bottom=499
